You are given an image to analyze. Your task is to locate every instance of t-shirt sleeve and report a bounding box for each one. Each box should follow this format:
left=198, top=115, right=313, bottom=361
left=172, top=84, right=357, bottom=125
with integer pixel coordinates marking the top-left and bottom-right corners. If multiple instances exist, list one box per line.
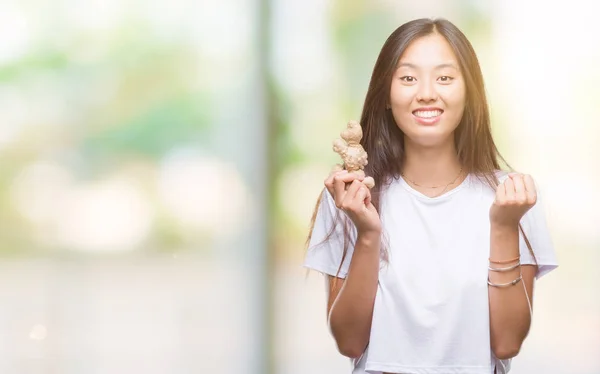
left=518, top=183, right=558, bottom=279
left=303, top=189, right=357, bottom=278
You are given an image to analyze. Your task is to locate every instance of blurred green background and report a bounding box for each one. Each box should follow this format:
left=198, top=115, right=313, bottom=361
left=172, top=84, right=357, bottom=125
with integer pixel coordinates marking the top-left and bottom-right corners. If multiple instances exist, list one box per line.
left=0, top=0, right=598, bottom=373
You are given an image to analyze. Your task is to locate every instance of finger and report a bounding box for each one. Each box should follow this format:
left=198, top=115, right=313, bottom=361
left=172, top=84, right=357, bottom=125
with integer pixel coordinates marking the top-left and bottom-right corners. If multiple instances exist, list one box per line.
left=325, top=169, right=346, bottom=184
left=333, top=174, right=347, bottom=208
left=325, top=170, right=347, bottom=196
left=353, top=186, right=368, bottom=210
left=503, top=177, right=515, bottom=202
left=333, top=172, right=363, bottom=185
left=523, top=174, right=537, bottom=204
left=341, top=180, right=363, bottom=210
left=333, top=173, right=362, bottom=207
left=510, top=174, right=526, bottom=204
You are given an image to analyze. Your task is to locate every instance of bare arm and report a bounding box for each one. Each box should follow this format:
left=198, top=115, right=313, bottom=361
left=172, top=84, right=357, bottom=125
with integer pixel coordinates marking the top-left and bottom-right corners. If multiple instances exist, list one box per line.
left=322, top=170, right=382, bottom=359
left=326, top=231, right=380, bottom=359
left=488, top=223, right=536, bottom=359
left=488, top=173, right=539, bottom=359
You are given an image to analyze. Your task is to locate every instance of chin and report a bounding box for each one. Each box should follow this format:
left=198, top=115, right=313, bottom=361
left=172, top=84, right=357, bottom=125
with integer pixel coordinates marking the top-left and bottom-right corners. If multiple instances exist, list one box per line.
left=404, top=130, right=455, bottom=148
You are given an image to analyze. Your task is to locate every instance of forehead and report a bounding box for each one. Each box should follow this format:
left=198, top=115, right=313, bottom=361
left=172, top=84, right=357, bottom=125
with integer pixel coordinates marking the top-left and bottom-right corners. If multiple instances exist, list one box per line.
left=398, top=33, right=459, bottom=68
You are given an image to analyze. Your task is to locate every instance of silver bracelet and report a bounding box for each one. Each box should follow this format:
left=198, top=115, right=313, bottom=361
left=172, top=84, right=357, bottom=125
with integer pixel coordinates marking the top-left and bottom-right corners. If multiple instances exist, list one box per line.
left=488, top=274, right=523, bottom=288
left=488, top=262, right=521, bottom=272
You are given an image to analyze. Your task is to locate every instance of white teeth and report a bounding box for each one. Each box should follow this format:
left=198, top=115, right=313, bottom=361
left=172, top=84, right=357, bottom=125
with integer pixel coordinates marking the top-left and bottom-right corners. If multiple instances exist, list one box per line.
left=414, top=110, right=442, bottom=118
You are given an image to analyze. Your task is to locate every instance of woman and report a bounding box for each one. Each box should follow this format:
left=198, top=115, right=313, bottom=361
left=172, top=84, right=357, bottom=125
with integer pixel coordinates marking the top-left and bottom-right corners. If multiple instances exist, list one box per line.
left=303, top=18, right=558, bottom=374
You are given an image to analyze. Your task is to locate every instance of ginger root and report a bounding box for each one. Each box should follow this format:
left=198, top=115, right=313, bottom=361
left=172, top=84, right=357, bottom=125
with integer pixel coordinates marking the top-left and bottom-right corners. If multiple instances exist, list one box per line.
left=332, top=120, right=375, bottom=189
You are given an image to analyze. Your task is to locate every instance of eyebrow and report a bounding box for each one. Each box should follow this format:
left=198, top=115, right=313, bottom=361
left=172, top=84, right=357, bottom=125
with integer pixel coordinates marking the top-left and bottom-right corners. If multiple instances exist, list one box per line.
left=396, top=62, right=459, bottom=70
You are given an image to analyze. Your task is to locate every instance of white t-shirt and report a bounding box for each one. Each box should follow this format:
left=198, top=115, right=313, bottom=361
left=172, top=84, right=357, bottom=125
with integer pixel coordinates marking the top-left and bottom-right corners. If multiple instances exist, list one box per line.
left=303, top=171, right=558, bottom=374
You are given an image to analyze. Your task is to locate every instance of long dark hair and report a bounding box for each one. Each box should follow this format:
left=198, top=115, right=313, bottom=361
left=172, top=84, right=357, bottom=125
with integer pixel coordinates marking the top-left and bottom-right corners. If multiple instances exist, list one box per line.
left=306, top=18, right=536, bottom=279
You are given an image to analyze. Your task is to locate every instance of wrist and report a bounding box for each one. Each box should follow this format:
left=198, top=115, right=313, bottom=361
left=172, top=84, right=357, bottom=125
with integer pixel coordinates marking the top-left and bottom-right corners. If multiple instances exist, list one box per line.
left=490, top=221, right=519, bottom=233
left=356, top=230, right=381, bottom=245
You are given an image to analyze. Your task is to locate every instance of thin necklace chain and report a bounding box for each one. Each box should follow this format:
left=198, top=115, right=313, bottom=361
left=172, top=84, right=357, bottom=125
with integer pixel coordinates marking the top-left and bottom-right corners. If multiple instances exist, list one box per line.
left=401, top=167, right=464, bottom=198
left=401, top=166, right=464, bottom=189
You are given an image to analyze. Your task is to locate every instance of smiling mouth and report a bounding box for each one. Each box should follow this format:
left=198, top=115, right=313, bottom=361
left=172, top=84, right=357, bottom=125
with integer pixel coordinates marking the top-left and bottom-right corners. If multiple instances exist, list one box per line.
left=412, top=109, right=443, bottom=118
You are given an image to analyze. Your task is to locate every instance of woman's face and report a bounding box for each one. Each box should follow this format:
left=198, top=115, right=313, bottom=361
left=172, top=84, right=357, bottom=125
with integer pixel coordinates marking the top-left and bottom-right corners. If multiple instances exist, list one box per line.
left=389, top=33, right=466, bottom=148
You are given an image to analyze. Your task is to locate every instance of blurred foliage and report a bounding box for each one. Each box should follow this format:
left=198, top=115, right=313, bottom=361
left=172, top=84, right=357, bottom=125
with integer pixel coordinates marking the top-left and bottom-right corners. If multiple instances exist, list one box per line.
left=82, top=93, right=210, bottom=160
left=0, top=11, right=216, bottom=255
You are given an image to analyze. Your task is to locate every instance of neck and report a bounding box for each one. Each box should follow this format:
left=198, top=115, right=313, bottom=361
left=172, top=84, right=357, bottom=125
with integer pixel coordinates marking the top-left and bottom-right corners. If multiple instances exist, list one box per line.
left=401, top=139, right=463, bottom=185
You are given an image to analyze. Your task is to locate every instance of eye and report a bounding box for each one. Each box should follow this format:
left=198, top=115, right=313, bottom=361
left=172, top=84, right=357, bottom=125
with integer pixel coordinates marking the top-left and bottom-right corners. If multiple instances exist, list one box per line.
left=400, top=76, right=416, bottom=83
left=438, top=76, right=454, bottom=83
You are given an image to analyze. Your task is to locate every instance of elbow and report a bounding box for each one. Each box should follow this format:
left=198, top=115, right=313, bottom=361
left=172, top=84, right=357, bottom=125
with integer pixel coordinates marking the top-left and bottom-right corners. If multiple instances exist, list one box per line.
left=336, top=341, right=365, bottom=359
left=328, top=310, right=370, bottom=359
left=329, top=321, right=367, bottom=359
left=492, top=342, right=522, bottom=360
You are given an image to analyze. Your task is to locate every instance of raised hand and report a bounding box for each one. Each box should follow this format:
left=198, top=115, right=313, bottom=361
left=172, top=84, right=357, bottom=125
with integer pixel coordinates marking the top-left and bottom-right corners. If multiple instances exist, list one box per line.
left=489, top=173, right=537, bottom=227
left=324, top=170, right=381, bottom=235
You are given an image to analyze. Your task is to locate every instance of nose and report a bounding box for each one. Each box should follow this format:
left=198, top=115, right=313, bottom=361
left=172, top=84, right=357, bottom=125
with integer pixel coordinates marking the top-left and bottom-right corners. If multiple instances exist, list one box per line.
left=416, top=78, right=437, bottom=103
